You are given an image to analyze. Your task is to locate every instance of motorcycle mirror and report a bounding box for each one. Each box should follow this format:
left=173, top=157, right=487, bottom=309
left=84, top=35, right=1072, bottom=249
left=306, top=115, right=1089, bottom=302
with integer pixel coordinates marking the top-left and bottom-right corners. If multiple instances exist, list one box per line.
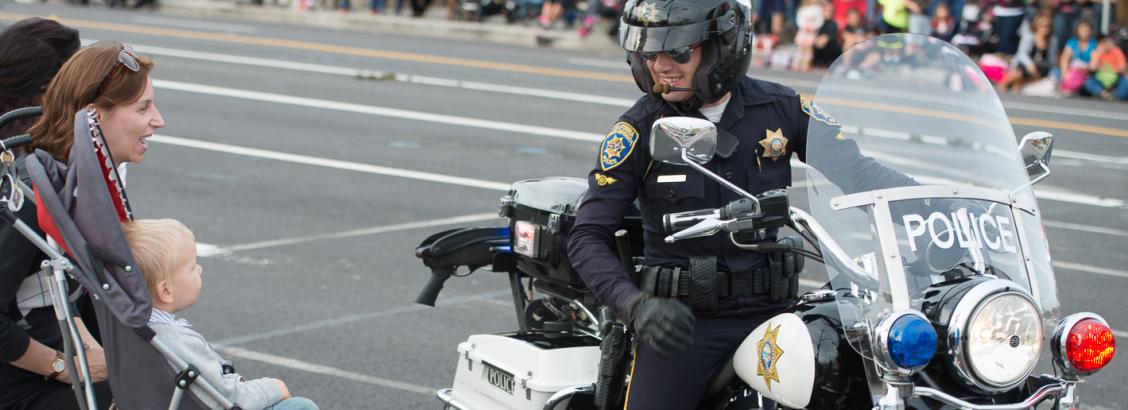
left=1018, top=131, right=1053, bottom=183
left=649, top=117, right=718, bottom=166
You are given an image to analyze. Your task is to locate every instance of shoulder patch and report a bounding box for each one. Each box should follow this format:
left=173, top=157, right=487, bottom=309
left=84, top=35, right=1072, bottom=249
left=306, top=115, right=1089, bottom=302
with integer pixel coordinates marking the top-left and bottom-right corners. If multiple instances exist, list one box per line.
left=801, top=96, right=840, bottom=126
left=600, top=122, right=639, bottom=172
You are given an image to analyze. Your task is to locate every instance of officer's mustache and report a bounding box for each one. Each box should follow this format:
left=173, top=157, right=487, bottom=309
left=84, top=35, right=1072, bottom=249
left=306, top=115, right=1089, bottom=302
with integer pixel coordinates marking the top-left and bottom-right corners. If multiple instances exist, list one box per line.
left=651, top=83, right=697, bottom=95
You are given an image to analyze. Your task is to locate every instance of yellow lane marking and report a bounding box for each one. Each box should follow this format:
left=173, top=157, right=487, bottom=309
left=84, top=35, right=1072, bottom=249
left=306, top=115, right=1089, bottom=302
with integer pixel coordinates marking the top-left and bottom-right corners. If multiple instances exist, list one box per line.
left=5, top=11, right=1124, bottom=139
left=0, top=11, right=634, bottom=83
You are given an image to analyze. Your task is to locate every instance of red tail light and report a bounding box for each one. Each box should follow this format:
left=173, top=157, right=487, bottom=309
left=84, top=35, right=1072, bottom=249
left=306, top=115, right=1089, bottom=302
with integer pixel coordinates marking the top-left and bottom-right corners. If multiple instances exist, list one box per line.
left=1065, top=319, right=1116, bottom=373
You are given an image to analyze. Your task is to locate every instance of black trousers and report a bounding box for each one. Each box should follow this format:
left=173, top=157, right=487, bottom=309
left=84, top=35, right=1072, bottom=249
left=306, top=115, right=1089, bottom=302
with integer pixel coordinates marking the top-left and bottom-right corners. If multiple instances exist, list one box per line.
left=624, top=317, right=765, bottom=410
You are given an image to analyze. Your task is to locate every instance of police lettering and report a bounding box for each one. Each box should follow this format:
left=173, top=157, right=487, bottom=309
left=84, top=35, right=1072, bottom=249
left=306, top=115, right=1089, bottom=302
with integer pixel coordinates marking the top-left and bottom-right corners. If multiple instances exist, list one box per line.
left=902, top=209, right=1017, bottom=254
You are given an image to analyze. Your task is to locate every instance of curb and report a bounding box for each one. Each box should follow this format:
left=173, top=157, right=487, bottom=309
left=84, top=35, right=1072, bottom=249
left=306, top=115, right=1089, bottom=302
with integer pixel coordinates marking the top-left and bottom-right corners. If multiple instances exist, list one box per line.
left=155, top=0, right=621, bottom=52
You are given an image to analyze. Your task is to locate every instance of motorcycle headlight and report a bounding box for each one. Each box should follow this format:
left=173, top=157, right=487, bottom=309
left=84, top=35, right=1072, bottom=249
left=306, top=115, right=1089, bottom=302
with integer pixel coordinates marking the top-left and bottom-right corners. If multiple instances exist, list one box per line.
left=947, top=280, right=1043, bottom=392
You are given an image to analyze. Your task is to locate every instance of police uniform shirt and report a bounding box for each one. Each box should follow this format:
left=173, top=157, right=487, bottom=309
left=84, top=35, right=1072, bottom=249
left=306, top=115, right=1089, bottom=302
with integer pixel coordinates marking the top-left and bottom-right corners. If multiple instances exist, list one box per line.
left=567, top=76, right=915, bottom=314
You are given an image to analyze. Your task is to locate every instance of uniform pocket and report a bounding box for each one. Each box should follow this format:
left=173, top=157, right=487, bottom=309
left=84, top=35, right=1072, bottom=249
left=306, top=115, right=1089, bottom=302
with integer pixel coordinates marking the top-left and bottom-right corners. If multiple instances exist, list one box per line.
left=644, top=172, right=706, bottom=204
left=747, top=158, right=792, bottom=195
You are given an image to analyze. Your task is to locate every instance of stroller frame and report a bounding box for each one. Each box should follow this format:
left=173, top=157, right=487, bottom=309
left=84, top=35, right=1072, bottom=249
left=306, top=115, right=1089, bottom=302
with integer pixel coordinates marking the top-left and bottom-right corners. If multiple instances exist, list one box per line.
left=1, top=107, right=240, bottom=410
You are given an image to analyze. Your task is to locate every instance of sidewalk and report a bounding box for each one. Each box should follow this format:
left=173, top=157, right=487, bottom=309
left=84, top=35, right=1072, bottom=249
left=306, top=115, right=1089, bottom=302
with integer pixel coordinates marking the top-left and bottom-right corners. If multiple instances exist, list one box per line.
left=156, top=0, right=622, bottom=52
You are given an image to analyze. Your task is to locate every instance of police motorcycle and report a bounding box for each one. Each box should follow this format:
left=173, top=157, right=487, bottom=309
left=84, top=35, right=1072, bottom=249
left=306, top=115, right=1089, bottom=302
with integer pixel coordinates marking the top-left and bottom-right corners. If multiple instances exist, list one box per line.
left=413, top=34, right=1117, bottom=409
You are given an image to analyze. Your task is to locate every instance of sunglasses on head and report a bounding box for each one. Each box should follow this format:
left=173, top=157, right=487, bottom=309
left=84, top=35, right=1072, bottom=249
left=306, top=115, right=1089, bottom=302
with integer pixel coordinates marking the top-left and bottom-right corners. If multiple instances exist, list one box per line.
left=640, top=44, right=699, bottom=64
left=89, top=44, right=140, bottom=103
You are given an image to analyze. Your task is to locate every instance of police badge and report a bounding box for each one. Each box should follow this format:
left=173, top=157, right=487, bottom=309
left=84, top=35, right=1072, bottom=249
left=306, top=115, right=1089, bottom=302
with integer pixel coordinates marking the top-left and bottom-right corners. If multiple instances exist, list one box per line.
left=760, top=128, right=788, bottom=162
left=600, top=122, right=638, bottom=171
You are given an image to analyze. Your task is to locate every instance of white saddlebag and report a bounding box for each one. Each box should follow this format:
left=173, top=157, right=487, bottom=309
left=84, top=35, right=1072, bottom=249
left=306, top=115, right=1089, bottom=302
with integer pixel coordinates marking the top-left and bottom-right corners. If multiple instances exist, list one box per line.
left=449, top=334, right=600, bottom=410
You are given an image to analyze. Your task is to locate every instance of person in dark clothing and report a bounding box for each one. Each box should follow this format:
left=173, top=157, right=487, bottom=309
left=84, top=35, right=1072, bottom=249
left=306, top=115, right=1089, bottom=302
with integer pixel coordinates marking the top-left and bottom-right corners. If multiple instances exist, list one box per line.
left=566, top=0, right=914, bottom=407
left=814, top=1, right=844, bottom=67
left=0, top=18, right=117, bottom=410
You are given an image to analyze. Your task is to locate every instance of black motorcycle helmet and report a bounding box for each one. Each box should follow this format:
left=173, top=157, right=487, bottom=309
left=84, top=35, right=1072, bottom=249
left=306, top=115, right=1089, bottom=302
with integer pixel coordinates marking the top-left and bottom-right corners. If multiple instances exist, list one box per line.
left=618, top=0, right=753, bottom=110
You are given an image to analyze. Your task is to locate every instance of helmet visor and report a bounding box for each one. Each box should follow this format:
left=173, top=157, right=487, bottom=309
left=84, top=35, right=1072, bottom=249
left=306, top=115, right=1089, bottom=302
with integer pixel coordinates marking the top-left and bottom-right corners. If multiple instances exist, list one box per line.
left=618, top=13, right=736, bottom=53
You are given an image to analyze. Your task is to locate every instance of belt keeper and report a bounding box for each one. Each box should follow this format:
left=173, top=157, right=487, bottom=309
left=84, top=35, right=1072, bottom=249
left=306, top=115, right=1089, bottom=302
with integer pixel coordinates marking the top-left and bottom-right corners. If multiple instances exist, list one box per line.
left=670, top=267, right=682, bottom=299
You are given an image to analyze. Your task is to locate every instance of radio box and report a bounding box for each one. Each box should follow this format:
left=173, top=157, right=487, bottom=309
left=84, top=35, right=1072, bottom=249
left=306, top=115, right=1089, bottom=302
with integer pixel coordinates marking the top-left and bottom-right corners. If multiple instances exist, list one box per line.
left=447, top=333, right=600, bottom=410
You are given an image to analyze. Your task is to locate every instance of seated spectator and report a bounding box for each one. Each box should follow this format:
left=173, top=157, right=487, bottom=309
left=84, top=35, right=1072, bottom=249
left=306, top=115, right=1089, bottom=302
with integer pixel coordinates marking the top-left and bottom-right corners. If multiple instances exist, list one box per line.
left=832, top=0, right=866, bottom=32
left=951, top=0, right=994, bottom=55
left=1059, top=20, right=1097, bottom=94
left=1083, top=36, right=1128, bottom=100
left=998, top=11, right=1056, bottom=93
left=123, top=219, right=320, bottom=410
left=814, top=1, right=843, bottom=67
left=931, top=2, right=957, bottom=41
left=841, top=8, right=870, bottom=51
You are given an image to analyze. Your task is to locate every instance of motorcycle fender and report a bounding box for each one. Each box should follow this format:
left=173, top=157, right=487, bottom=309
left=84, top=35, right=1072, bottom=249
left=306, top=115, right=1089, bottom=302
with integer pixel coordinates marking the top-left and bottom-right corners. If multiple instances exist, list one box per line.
left=732, top=313, right=815, bottom=409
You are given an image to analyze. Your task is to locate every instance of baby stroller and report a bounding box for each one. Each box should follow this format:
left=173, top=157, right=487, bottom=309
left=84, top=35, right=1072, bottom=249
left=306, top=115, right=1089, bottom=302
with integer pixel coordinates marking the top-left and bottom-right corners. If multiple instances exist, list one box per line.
left=1, top=108, right=244, bottom=409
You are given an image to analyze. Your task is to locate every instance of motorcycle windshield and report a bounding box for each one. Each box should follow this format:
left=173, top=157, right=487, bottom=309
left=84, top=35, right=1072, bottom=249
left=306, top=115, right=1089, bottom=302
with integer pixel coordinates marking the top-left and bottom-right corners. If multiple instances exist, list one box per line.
left=803, top=34, right=1059, bottom=356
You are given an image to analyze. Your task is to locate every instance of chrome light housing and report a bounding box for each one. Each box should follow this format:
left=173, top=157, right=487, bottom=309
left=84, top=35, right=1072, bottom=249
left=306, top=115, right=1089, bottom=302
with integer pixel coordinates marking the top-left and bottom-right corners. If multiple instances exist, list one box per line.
left=947, top=279, right=1043, bottom=393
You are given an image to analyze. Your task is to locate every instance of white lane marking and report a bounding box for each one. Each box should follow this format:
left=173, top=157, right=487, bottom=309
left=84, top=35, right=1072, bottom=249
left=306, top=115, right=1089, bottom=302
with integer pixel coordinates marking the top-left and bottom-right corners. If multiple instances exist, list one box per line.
left=214, top=346, right=437, bottom=395
left=1003, top=101, right=1128, bottom=122
left=149, top=134, right=511, bottom=191
left=210, top=213, right=500, bottom=254
left=213, top=290, right=511, bottom=346
left=1053, top=261, right=1128, bottom=279
left=1033, top=189, right=1126, bottom=209
left=131, top=16, right=258, bottom=34
left=88, top=40, right=639, bottom=108
left=1043, top=220, right=1128, bottom=238
left=1116, top=330, right=1128, bottom=339
left=152, top=80, right=603, bottom=142
left=1054, top=149, right=1128, bottom=166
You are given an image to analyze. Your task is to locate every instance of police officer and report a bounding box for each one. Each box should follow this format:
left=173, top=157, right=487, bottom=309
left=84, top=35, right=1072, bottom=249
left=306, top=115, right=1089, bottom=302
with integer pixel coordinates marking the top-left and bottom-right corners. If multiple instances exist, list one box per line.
left=566, top=0, right=914, bottom=407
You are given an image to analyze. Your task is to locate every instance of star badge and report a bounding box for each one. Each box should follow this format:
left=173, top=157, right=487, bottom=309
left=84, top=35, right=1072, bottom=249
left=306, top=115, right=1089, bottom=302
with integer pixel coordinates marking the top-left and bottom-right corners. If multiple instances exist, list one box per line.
left=756, top=322, right=785, bottom=391
left=760, top=129, right=788, bottom=162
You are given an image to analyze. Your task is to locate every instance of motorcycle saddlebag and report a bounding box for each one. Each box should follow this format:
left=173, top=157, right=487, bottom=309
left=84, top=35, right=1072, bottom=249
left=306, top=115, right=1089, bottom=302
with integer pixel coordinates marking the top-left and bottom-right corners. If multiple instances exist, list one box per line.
left=448, top=333, right=600, bottom=410
left=498, top=177, right=642, bottom=290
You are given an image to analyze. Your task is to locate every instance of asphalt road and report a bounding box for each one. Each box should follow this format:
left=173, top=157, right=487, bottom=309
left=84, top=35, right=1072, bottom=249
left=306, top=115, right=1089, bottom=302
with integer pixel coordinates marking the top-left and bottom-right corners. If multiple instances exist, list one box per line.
left=2, top=3, right=1126, bottom=409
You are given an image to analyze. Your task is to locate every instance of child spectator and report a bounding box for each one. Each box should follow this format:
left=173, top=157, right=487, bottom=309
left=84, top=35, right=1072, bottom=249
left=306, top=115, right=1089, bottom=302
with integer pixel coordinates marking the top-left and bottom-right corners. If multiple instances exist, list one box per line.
left=931, top=2, right=957, bottom=41
left=793, top=0, right=826, bottom=71
left=1083, top=36, right=1128, bottom=100
left=123, top=219, right=320, bottom=410
left=832, top=0, right=866, bottom=33
left=842, top=8, right=870, bottom=51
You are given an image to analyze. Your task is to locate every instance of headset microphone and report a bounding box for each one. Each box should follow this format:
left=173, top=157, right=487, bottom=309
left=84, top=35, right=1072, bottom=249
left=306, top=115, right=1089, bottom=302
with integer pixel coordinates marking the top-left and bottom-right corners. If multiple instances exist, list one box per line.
left=651, top=83, right=696, bottom=95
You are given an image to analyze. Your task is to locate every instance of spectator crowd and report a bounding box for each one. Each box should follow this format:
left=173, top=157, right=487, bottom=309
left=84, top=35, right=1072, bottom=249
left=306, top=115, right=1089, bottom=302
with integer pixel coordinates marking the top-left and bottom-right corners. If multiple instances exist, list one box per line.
left=751, top=0, right=1127, bottom=100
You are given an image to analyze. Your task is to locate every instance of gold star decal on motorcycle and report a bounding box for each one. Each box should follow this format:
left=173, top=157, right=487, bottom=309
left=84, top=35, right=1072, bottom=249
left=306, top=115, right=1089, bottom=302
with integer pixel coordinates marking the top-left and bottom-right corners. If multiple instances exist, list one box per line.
left=756, top=322, right=784, bottom=391
left=595, top=173, right=618, bottom=186
left=760, top=129, right=788, bottom=162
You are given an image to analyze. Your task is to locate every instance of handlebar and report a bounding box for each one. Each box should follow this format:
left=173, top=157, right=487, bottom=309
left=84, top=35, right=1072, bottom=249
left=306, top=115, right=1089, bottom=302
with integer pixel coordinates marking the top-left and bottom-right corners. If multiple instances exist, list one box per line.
left=1, top=134, right=32, bottom=151
left=662, top=189, right=789, bottom=243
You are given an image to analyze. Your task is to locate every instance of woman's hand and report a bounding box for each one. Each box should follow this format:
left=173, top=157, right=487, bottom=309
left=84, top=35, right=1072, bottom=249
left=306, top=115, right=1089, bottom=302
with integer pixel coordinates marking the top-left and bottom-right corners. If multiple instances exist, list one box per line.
left=84, top=347, right=108, bottom=382
left=52, top=347, right=108, bottom=384
left=275, top=379, right=292, bottom=400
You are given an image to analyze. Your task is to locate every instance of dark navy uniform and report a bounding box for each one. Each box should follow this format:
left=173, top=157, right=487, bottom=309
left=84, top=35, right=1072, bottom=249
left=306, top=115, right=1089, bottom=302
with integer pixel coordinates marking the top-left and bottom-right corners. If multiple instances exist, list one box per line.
left=567, top=76, right=913, bottom=409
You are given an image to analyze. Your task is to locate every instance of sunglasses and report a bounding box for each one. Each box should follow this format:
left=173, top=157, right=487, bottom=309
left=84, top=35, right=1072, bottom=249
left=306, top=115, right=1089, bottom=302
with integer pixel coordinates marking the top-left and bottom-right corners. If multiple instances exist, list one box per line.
left=89, top=44, right=140, bottom=103
left=640, top=44, right=699, bottom=64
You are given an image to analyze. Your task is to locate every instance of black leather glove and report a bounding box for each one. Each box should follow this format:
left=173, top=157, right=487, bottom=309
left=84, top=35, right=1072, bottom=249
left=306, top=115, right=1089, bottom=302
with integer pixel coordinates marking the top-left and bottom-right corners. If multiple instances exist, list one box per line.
left=621, top=292, right=695, bottom=357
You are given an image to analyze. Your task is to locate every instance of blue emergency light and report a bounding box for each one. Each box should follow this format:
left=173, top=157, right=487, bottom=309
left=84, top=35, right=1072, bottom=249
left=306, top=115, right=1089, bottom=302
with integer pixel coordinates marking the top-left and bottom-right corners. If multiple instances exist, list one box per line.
left=887, top=314, right=938, bottom=369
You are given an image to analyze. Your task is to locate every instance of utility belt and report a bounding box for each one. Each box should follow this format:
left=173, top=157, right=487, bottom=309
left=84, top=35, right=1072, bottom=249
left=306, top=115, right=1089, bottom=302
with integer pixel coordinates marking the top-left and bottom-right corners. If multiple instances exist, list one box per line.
left=636, top=246, right=802, bottom=312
